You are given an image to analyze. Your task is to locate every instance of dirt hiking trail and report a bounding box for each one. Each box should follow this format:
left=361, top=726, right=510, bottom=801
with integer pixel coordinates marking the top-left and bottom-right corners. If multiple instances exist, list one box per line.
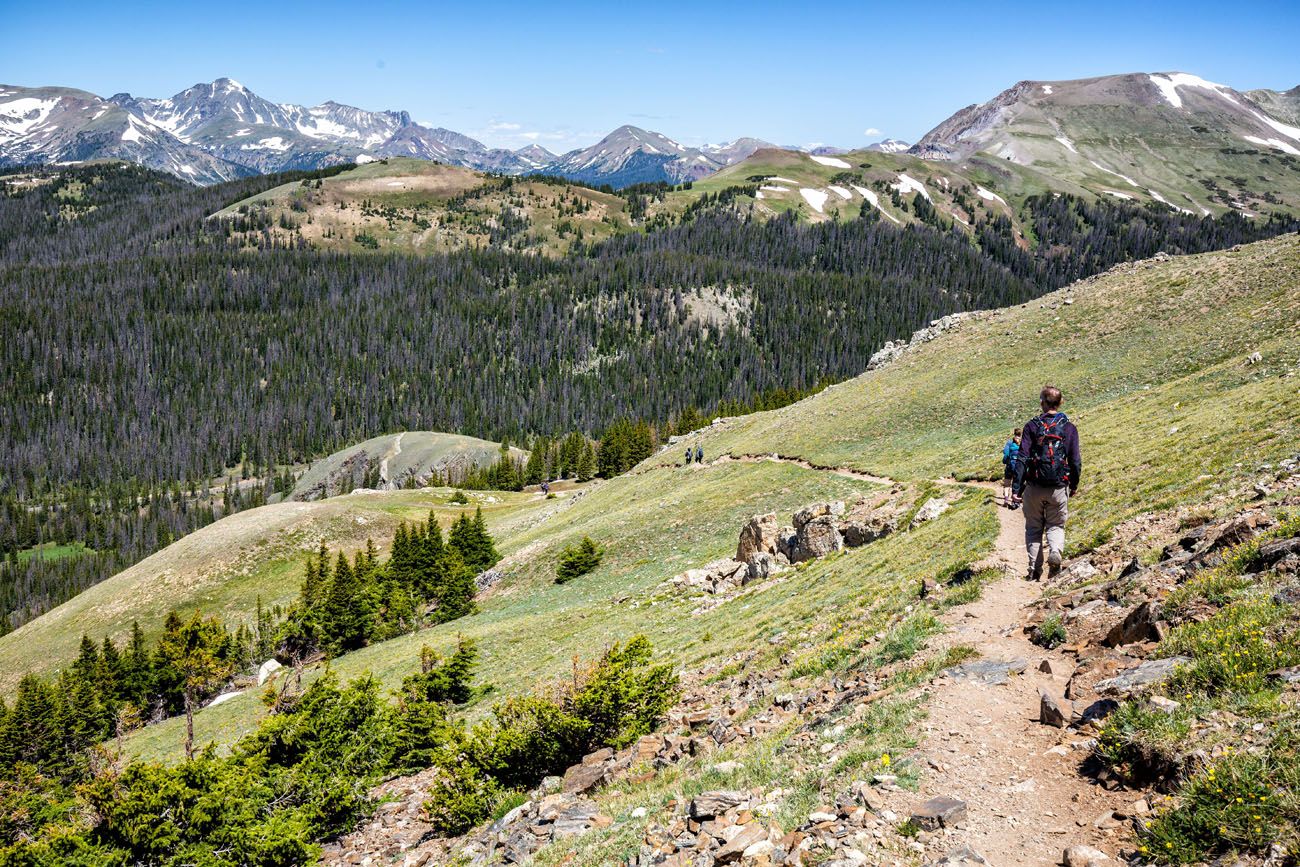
left=911, top=482, right=1129, bottom=866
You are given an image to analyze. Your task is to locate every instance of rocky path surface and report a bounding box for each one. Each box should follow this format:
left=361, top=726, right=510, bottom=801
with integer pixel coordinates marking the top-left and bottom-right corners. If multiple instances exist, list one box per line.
left=907, top=483, right=1129, bottom=866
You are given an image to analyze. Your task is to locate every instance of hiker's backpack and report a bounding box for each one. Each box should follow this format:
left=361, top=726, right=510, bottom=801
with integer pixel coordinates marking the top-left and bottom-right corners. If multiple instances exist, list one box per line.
left=1002, top=441, right=1019, bottom=468
left=1026, top=414, right=1071, bottom=487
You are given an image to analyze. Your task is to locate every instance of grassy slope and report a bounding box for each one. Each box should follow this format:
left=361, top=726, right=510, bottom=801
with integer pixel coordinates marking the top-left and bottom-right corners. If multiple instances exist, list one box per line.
left=211, top=157, right=632, bottom=255
left=113, top=233, right=1300, bottom=767
left=692, top=233, right=1300, bottom=548
left=0, top=488, right=548, bottom=694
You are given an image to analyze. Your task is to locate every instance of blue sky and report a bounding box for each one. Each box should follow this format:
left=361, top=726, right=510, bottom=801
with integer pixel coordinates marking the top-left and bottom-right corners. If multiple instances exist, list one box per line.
left=4, top=0, right=1299, bottom=152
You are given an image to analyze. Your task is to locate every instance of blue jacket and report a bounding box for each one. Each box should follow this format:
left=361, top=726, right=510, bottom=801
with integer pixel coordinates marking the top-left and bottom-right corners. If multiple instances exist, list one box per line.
left=1002, top=439, right=1019, bottom=468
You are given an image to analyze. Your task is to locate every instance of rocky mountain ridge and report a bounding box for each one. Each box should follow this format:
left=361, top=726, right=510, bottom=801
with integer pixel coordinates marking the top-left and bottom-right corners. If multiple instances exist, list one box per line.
left=1, top=78, right=779, bottom=187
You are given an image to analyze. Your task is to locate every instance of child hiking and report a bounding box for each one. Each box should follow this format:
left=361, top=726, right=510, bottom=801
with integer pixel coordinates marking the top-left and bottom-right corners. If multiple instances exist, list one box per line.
left=1001, top=428, right=1022, bottom=508
left=1012, top=385, right=1082, bottom=581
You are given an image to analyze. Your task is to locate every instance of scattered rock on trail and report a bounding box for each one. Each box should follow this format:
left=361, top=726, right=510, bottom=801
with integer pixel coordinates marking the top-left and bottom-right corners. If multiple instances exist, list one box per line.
left=1040, top=691, right=1073, bottom=728
left=1063, top=844, right=1110, bottom=867
left=1103, top=600, right=1165, bottom=647
left=910, top=795, right=968, bottom=830
left=927, top=846, right=991, bottom=867
left=1094, top=656, right=1192, bottom=695
left=943, top=658, right=1028, bottom=685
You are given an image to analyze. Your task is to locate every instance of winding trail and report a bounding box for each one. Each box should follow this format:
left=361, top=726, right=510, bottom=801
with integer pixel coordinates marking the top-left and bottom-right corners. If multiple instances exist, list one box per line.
left=379, top=432, right=404, bottom=489
left=693, top=452, right=1130, bottom=863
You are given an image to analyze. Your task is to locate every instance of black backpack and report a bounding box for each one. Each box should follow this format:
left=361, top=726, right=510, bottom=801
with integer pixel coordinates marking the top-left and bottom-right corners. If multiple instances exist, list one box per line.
left=1026, top=414, right=1071, bottom=488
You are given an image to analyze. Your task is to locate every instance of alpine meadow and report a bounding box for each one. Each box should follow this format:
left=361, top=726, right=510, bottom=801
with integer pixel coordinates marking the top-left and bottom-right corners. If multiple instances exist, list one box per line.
left=2, top=4, right=1300, bottom=866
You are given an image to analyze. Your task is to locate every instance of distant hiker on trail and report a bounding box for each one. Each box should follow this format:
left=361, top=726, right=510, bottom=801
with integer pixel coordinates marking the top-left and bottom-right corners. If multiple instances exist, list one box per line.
left=541, top=480, right=550, bottom=495
left=1001, top=428, right=1022, bottom=508
left=1012, top=385, right=1081, bottom=581
left=684, top=447, right=693, bottom=465
left=695, top=445, right=704, bottom=464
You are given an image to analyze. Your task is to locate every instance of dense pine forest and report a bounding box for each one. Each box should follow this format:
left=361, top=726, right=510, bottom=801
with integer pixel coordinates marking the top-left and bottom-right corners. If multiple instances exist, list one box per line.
left=1, top=162, right=1296, bottom=632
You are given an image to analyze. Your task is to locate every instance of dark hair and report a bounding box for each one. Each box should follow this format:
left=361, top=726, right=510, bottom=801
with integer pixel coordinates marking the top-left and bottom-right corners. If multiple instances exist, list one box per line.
left=1040, top=385, right=1063, bottom=410
left=1013, top=427, right=1022, bottom=436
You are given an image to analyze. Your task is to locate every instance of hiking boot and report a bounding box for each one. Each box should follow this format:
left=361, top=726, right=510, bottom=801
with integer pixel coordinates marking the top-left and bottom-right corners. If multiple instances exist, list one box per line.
left=1047, top=561, right=1062, bottom=580
left=1026, top=568, right=1041, bottom=582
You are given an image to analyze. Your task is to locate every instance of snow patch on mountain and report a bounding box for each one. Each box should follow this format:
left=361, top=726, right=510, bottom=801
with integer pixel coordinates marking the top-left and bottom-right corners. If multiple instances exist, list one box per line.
left=1244, top=135, right=1300, bottom=156
left=0, top=97, right=59, bottom=140
left=891, top=173, right=931, bottom=201
left=1089, top=160, right=1139, bottom=187
left=1149, top=73, right=1238, bottom=110
left=800, top=188, right=828, bottom=212
left=1249, top=110, right=1300, bottom=142
left=975, top=186, right=1006, bottom=206
left=1055, top=135, right=1078, bottom=154
left=828, top=185, right=852, bottom=199
left=1148, top=188, right=1193, bottom=214
left=852, top=185, right=901, bottom=224
left=810, top=154, right=850, bottom=168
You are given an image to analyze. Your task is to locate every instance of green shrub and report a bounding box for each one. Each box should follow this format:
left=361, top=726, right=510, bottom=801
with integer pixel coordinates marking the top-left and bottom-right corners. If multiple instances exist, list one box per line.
left=469, top=636, right=678, bottom=791
left=1031, top=614, right=1068, bottom=649
left=555, top=537, right=603, bottom=583
left=423, top=762, right=501, bottom=836
left=448, top=490, right=469, bottom=504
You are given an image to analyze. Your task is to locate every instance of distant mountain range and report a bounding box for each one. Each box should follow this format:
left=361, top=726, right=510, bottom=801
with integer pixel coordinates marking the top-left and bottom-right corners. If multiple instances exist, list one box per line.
left=5, top=71, right=1298, bottom=203
left=0, top=78, right=794, bottom=187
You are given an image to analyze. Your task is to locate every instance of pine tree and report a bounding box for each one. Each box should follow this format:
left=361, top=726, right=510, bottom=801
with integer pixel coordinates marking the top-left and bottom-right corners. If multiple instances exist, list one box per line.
left=122, top=621, right=152, bottom=709
left=523, top=440, right=547, bottom=486
left=323, top=551, right=369, bottom=653
left=470, top=507, right=500, bottom=573
left=155, top=611, right=235, bottom=760
left=576, top=439, right=596, bottom=482
left=435, top=546, right=476, bottom=623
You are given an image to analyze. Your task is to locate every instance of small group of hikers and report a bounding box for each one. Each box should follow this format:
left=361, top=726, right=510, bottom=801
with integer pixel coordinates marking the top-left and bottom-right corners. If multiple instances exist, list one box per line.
left=1002, top=384, right=1082, bottom=581
left=683, top=444, right=704, bottom=465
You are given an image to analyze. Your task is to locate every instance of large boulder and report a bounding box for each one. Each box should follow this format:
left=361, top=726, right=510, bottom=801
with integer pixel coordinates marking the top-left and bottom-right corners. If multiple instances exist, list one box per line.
left=793, top=515, right=844, bottom=562
left=736, top=513, right=781, bottom=563
left=793, top=501, right=845, bottom=529
left=841, top=516, right=897, bottom=548
left=747, top=552, right=783, bottom=581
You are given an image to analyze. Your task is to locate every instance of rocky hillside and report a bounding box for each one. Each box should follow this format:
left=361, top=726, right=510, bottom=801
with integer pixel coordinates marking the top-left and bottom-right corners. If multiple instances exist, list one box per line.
left=910, top=72, right=1300, bottom=216
left=290, top=431, right=524, bottom=500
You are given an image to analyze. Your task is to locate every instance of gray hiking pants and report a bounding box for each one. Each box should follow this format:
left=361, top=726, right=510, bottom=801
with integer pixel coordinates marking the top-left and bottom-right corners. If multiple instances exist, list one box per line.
left=1023, top=483, right=1068, bottom=576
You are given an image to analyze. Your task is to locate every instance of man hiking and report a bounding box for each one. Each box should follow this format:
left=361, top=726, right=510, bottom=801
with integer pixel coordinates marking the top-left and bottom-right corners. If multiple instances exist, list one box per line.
left=1012, top=385, right=1081, bottom=581
left=1001, top=428, right=1022, bottom=508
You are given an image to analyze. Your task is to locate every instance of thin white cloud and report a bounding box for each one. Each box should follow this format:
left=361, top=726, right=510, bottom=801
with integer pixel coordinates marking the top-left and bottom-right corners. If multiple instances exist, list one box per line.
left=864, top=127, right=882, bottom=136
left=488, top=120, right=522, bottom=131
